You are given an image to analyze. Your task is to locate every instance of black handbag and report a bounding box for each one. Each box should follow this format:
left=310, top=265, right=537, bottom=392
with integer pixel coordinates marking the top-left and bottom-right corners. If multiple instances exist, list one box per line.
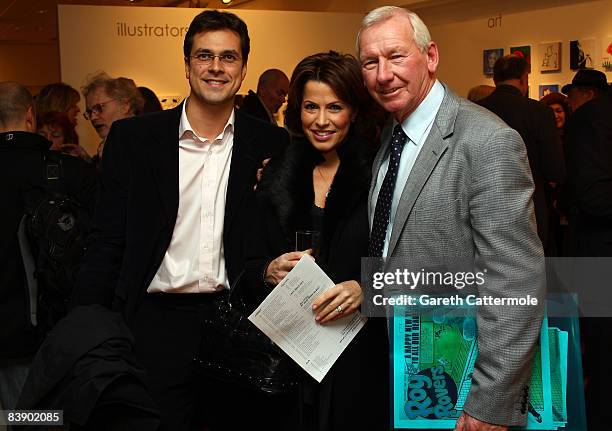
left=196, top=272, right=299, bottom=394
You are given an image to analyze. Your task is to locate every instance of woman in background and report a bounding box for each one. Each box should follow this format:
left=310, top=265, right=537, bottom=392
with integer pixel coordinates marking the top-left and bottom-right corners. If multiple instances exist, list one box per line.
left=244, top=51, right=388, bottom=431
left=38, top=112, right=91, bottom=162
left=36, top=83, right=81, bottom=126
left=541, top=92, right=571, bottom=255
left=540, top=92, right=570, bottom=147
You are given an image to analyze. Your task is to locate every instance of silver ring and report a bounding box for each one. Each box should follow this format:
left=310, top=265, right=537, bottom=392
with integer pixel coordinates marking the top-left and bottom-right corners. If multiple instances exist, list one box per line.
left=336, top=305, right=344, bottom=313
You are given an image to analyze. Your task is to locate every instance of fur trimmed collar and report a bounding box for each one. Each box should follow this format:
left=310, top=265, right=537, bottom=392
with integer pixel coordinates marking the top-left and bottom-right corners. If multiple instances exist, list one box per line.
left=259, top=132, right=371, bottom=250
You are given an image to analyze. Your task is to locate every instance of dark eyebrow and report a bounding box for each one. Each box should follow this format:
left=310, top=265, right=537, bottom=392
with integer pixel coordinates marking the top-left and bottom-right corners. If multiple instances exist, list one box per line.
left=194, top=48, right=239, bottom=55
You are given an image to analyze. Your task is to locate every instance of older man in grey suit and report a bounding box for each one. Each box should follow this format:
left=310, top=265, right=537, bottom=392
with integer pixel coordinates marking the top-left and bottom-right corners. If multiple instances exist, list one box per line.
left=358, top=7, right=545, bottom=431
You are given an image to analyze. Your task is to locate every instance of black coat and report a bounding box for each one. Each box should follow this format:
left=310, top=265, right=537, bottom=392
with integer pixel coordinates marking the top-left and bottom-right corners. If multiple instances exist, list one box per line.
left=479, top=85, right=566, bottom=251
left=240, top=90, right=272, bottom=124
left=244, top=133, right=388, bottom=431
left=565, top=95, right=612, bottom=256
left=72, top=104, right=288, bottom=324
left=0, top=132, right=96, bottom=358
left=17, top=305, right=159, bottom=429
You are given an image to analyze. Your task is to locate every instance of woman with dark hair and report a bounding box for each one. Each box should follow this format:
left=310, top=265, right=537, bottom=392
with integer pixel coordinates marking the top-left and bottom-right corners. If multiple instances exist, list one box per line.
left=36, top=83, right=81, bottom=126
left=540, top=92, right=570, bottom=144
left=37, top=112, right=91, bottom=162
left=244, top=51, right=388, bottom=431
left=540, top=92, right=571, bottom=255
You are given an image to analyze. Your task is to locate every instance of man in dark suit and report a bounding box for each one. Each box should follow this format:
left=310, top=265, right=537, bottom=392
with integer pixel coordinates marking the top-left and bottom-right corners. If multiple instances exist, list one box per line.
left=479, top=54, right=566, bottom=254
left=0, top=82, right=96, bottom=410
left=563, top=69, right=612, bottom=429
left=72, top=11, right=288, bottom=430
left=240, top=68, right=289, bottom=124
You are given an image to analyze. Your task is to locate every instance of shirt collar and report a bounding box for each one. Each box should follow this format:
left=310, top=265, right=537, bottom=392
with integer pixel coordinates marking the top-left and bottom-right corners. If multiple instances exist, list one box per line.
left=396, top=80, right=445, bottom=146
left=179, top=97, right=235, bottom=144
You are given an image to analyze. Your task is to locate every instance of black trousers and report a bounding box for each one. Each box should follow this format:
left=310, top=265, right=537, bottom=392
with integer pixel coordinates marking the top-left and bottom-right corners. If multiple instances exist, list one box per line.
left=132, top=292, right=299, bottom=431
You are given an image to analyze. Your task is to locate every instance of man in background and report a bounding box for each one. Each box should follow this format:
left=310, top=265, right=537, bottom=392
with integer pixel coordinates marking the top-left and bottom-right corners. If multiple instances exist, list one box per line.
left=563, top=69, right=612, bottom=429
left=81, top=72, right=144, bottom=162
left=240, top=68, right=289, bottom=124
left=479, top=54, right=565, bottom=255
left=0, top=82, right=95, bottom=410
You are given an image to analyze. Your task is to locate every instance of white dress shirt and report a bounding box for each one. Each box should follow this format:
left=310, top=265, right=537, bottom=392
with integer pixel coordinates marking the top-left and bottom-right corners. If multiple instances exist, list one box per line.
left=148, top=100, right=234, bottom=293
left=370, top=80, right=445, bottom=257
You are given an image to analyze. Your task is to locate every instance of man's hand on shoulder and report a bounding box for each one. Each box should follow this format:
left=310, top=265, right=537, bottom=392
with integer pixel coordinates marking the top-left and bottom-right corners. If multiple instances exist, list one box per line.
left=253, top=157, right=271, bottom=191
left=454, top=412, right=508, bottom=431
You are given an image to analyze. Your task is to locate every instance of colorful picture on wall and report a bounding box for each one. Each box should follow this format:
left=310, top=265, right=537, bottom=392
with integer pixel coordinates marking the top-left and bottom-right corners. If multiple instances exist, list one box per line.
left=602, top=38, right=612, bottom=71
left=570, top=38, right=596, bottom=70
left=483, top=48, right=503, bottom=75
left=539, top=85, right=559, bottom=99
left=510, top=45, right=531, bottom=72
left=538, top=42, right=561, bottom=72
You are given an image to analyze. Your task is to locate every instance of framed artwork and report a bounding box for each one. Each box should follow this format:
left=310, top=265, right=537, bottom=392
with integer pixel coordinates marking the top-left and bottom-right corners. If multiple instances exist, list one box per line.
left=539, top=85, right=559, bottom=99
left=602, top=38, right=612, bottom=71
left=483, top=48, right=503, bottom=75
left=570, top=38, right=596, bottom=70
left=538, top=42, right=561, bottom=72
left=510, top=45, right=531, bottom=72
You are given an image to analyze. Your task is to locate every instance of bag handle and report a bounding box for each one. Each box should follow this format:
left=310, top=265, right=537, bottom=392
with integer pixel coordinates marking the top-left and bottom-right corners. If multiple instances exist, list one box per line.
left=227, top=270, right=245, bottom=308
left=17, top=215, right=38, bottom=327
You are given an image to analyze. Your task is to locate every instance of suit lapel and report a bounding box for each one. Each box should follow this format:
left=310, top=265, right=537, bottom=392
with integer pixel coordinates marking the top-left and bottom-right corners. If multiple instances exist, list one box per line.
left=386, top=86, right=460, bottom=257
left=386, top=126, right=448, bottom=256
left=224, top=110, right=259, bottom=234
left=148, top=103, right=182, bottom=228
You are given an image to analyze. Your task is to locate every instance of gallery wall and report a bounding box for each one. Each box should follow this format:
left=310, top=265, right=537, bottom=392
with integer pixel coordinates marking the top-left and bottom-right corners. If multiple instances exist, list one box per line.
left=58, top=5, right=363, bottom=153
left=58, top=1, right=612, bottom=154
left=429, top=0, right=612, bottom=98
left=0, top=44, right=60, bottom=95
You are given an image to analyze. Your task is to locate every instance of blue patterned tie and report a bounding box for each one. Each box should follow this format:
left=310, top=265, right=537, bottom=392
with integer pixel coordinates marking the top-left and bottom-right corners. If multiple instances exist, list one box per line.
left=369, top=124, right=408, bottom=257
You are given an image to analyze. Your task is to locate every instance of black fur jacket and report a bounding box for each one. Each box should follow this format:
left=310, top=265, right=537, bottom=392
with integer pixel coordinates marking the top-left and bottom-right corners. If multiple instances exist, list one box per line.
left=241, top=132, right=372, bottom=303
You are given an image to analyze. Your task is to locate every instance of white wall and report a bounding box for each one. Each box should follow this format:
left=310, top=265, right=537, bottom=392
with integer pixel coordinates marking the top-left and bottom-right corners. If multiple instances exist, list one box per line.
left=58, top=5, right=363, bottom=154
left=430, top=0, right=612, bottom=98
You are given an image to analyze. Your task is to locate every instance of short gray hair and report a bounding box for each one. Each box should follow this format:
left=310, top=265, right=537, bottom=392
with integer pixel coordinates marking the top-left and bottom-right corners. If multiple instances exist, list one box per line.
left=0, top=81, right=34, bottom=130
left=356, top=6, right=431, bottom=54
left=81, top=71, right=145, bottom=116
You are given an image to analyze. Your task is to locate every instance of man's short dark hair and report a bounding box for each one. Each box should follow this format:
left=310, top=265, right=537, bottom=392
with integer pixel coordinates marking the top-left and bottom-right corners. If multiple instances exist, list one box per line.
left=183, top=10, right=250, bottom=63
left=493, top=54, right=529, bottom=85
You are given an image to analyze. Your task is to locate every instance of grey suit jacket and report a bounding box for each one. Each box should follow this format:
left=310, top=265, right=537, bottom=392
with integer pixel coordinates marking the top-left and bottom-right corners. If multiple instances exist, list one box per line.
left=369, top=84, right=545, bottom=426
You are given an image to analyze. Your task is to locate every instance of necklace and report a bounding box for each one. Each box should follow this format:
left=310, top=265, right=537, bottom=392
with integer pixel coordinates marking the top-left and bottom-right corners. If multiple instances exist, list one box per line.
left=316, top=166, right=333, bottom=198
